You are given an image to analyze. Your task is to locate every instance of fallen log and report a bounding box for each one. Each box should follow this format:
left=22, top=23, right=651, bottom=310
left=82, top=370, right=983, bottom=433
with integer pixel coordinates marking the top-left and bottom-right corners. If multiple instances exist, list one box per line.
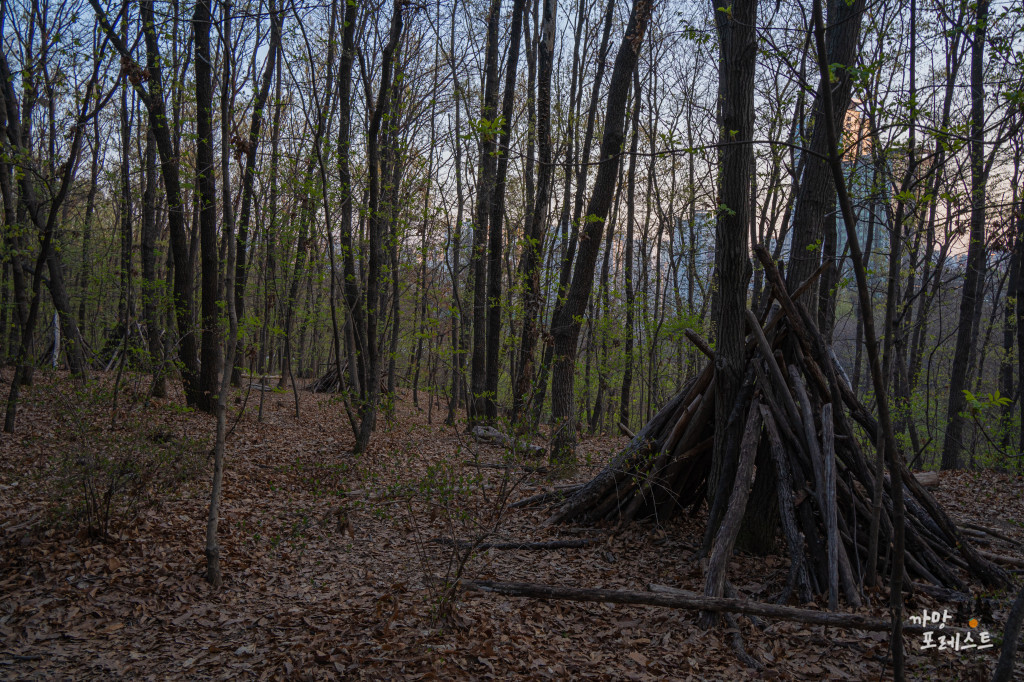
left=463, top=580, right=974, bottom=636
left=471, top=425, right=546, bottom=458
left=431, top=538, right=600, bottom=551
left=463, top=460, right=548, bottom=474
left=510, top=485, right=584, bottom=509
left=651, top=582, right=768, bottom=631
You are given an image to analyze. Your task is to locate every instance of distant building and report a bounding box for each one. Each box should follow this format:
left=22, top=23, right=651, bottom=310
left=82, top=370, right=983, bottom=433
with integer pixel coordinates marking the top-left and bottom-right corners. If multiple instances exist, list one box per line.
left=836, top=107, right=889, bottom=266
left=779, top=106, right=890, bottom=273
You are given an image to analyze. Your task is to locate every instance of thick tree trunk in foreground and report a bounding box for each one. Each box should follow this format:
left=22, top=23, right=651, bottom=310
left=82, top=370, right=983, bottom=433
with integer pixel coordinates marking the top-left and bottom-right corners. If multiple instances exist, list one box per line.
left=707, top=0, right=757, bottom=540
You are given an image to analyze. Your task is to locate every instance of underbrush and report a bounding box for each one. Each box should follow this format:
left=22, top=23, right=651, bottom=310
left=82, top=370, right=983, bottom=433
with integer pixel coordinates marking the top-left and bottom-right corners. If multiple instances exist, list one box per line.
left=30, top=374, right=207, bottom=539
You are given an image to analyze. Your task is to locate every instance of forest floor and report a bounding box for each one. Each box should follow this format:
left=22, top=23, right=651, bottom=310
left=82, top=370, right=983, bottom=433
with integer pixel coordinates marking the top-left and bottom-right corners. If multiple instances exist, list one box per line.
left=1, top=370, right=1023, bottom=680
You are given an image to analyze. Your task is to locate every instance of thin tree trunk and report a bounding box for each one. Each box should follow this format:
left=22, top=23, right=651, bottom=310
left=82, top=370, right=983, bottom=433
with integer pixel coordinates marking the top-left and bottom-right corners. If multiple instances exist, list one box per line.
left=93, top=0, right=203, bottom=405
left=233, top=0, right=282, bottom=386
left=194, top=0, right=221, bottom=413
left=619, top=67, right=641, bottom=431
left=117, top=66, right=133, bottom=344
left=548, top=0, right=652, bottom=471
left=206, top=0, right=240, bottom=587
left=467, top=0, right=503, bottom=423
left=810, top=0, right=906, bottom=674
left=785, top=0, right=866, bottom=291
left=77, top=123, right=100, bottom=341
left=445, top=0, right=467, bottom=424
left=141, top=128, right=166, bottom=397
left=942, top=0, right=990, bottom=471
left=511, top=0, right=555, bottom=427
left=483, top=0, right=528, bottom=419
left=355, top=0, right=404, bottom=453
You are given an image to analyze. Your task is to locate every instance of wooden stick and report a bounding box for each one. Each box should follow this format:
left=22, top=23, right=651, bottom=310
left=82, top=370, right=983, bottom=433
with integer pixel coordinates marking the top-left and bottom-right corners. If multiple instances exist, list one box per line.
left=788, top=365, right=825, bottom=501
left=976, top=549, right=1024, bottom=569
left=760, top=404, right=813, bottom=604
left=745, top=310, right=803, bottom=430
left=791, top=259, right=831, bottom=303
left=463, top=460, right=548, bottom=473
left=684, top=328, right=714, bottom=359
left=702, top=406, right=763, bottom=626
left=962, top=523, right=1019, bottom=547
left=724, top=612, right=763, bottom=670
left=463, top=580, right=974, bottom=635
left=547, top=380, right=697, bottom=525
left=822, top=403, right=839, bottom=611
left=752, top=359, right=799, bottom=448
left=788, top=384, right=864, bottom=606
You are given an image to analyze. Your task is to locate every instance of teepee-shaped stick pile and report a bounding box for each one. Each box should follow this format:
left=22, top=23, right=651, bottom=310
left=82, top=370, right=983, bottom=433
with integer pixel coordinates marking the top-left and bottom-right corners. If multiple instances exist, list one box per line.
left=549, top=246, right=1009, bottom=605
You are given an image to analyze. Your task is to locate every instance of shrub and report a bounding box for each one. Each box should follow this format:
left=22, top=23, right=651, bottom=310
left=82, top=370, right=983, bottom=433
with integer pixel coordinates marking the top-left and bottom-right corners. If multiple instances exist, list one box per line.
left=41, top=378, right=206, bottom=538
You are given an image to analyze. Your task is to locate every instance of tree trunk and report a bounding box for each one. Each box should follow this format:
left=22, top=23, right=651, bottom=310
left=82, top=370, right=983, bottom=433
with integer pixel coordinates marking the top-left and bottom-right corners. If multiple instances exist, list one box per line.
left=206, top=0, right=240, bottom=587
left=93, top=0, right=202, bottom=406
left=233, top=0, right=282, bottom=386
left=355, top=0, right=404, bottom=453
left=511, top=0, right=555, bottom=427
left=707, top=0, right=757, bottom=536
left=483, top=0, right=528, bottom=420
left=941, top=0, right=989, bottom=471
left=619, top=68, right=640, bottom=431
left=467, top=0, right=502, bottom=423
left=140, top=129, right=166, bottom=397
left=194, top=0, right=221, bottom=413
left=77, top=121, right=100, bottom=342
left=548, top=0, right=652, bottom=472
left=445, top=0, right=467, bottom=424
left=785, top=0, right=865, bottom=291
left=117, top=71, right=134, bottom=344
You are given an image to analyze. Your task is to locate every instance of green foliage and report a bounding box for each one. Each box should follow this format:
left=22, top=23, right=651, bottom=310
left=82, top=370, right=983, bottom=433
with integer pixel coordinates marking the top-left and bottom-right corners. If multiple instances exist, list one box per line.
left=962, top=389, right=1011, bottom=415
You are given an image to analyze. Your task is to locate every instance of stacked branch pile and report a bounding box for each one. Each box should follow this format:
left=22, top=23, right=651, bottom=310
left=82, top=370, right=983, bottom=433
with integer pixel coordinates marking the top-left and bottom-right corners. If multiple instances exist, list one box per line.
left=550, top=248, right=1009, bottom=606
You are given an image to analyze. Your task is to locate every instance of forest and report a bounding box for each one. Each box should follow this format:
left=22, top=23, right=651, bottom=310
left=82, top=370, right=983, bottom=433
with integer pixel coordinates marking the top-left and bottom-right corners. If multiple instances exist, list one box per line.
left=2, top=0, right=1024, bottom=677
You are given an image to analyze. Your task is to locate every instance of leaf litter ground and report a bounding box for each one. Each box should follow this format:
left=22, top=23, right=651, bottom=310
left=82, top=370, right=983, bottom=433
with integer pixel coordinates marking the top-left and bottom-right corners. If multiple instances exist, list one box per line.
left=1, top=371, right=1022, bottom=680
